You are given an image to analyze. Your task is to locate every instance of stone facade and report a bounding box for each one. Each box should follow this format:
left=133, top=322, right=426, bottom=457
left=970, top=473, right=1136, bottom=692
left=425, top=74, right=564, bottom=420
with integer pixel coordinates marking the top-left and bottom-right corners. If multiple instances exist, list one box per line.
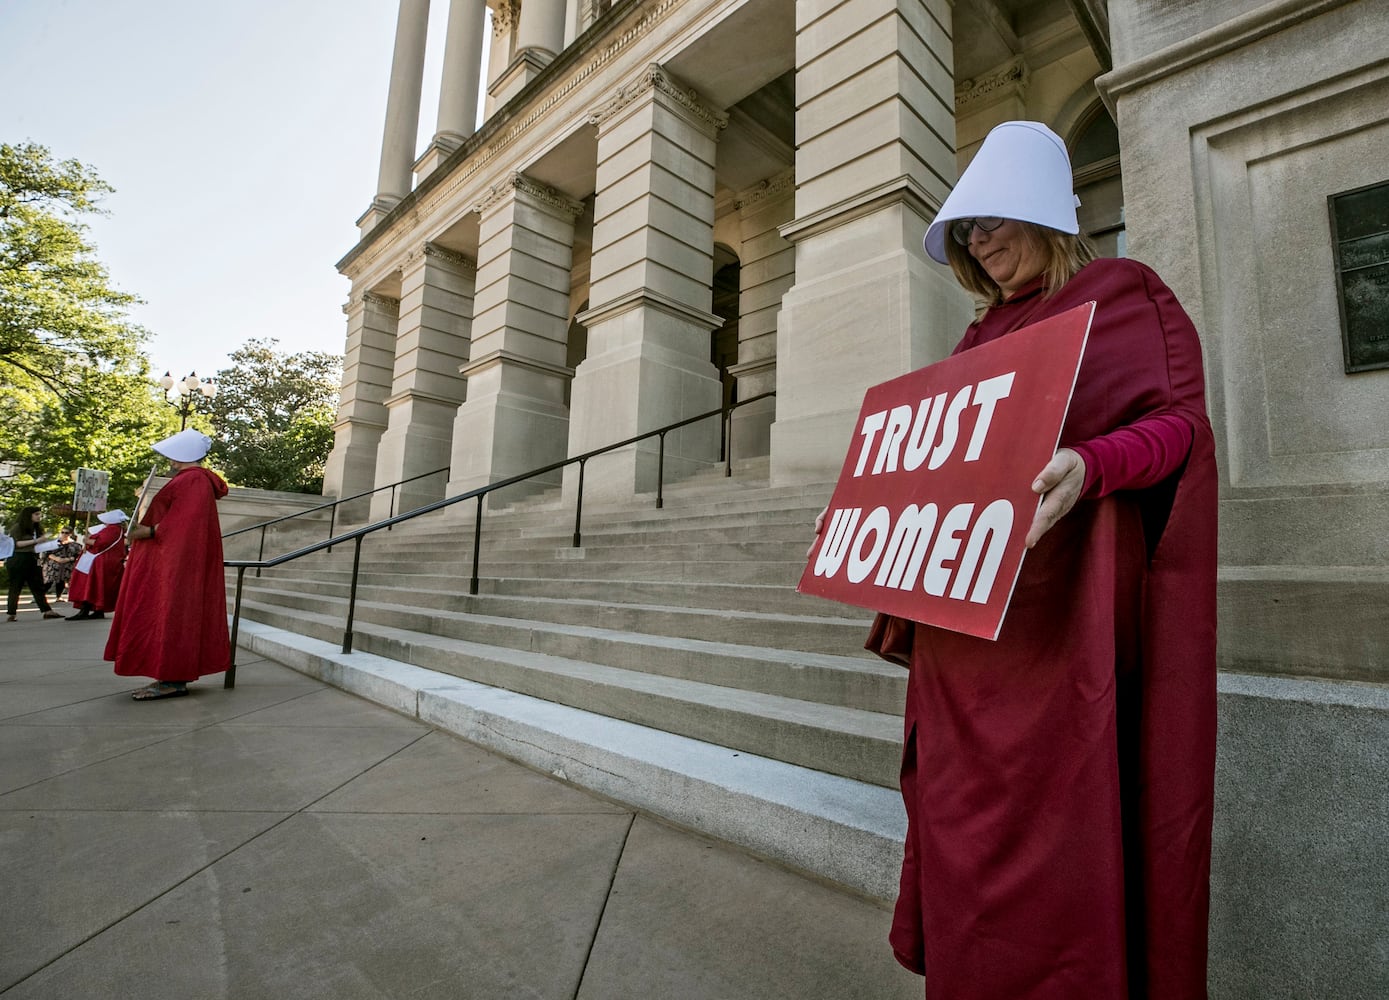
left=316, top=2, right=1388, bottom=991
left=326, top=0, right=1388, bottom=676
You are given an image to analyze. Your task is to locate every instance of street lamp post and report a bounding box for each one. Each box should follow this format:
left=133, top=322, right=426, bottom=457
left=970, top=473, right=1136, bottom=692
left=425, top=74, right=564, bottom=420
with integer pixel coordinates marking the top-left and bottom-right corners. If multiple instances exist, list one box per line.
left=159, top=370, right=219, bottom=430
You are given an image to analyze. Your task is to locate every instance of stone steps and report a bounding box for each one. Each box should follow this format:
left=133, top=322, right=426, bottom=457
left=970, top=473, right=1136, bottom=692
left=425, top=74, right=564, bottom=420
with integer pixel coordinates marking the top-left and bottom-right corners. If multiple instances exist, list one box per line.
left=226, top=466, right=904, bottom=897
left=234, top=582, right=890, bottom=699
left=237, top=596, right=901, bottom=788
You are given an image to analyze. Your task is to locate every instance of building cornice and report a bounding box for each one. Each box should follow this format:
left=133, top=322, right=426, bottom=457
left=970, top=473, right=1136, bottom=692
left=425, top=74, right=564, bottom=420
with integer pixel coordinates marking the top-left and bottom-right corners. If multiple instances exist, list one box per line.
left=1096, top=0, right=1350, bottom=115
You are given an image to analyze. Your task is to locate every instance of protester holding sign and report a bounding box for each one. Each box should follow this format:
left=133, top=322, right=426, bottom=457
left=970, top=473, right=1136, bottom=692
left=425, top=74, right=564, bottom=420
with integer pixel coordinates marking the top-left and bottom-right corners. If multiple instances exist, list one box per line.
left=5, top=507, right=64, bottom=621
left=66, top=510, right=128, bottom=621
left=812, top=121, right=1219, bottom=999
left=105, top=429, right=231, bottom=700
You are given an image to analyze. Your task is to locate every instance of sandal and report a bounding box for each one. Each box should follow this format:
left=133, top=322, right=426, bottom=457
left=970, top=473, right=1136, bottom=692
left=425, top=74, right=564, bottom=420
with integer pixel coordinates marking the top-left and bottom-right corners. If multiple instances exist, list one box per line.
left=132, top=682, right=189, bottom=701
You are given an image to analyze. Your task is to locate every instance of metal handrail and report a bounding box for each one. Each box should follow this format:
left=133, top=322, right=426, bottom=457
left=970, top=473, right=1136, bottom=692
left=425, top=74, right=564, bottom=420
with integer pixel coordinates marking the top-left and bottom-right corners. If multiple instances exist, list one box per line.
left=221, top=390, right=774, bottom=689
left=221, top=465, right=450, bottom=576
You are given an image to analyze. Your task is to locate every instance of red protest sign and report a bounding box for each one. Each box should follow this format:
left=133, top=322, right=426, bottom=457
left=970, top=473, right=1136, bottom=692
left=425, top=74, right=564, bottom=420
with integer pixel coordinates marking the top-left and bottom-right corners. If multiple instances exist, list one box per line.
left=797, top=302, right=1094, bottom=640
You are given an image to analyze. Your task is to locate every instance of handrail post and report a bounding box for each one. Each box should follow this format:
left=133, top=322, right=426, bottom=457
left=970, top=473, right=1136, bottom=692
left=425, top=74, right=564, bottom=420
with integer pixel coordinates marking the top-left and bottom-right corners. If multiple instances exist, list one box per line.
left=327, top=502, right=337, bottom=553
left=343, top=535, right=363, bottom=653
left=256, top=526, right=266, bottom=579
left=388, top=485, right=396, bottom=530
left=470, top=494, right=483, bottom=595
left=225, top=566, right=246, bottom=689
left=573, top=458, right=585, bottom=548
left=656, top=431, right=667, bottom=509
left=724, top=404, right=734, bottom=477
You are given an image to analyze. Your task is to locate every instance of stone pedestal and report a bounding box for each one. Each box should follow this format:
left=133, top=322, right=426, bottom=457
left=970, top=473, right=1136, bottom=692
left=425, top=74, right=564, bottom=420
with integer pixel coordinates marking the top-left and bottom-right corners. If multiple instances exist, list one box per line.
left=566, top=66, right=727, bottom=502
left=324, top=292, right=401, bottom=521
left=769, top=0, right=973, bottom=487
left=370, top=244, right=476, bottom=520
left=448, top=173, right=583, bottom=507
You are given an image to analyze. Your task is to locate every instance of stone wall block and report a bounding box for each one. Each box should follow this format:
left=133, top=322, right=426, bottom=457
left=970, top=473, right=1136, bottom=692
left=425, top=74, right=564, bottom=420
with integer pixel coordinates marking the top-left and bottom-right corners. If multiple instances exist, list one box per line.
left=1208, top=677, right=1389, bottom=998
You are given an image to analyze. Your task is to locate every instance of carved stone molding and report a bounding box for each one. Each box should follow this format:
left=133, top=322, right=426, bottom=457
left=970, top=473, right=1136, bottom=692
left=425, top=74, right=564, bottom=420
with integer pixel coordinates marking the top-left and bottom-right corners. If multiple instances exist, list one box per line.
left=490, top=0, right=520, bottom=35
left=362, top=291, right=401, bottom=313
left=588, top=64, right=728, bottom=134
left=472, top=171, right=586, bottom=217
left=423, top=243, right=478, bottom=272
left=403, top=242, right=477, bottom=273
left=955, top=58, right=1028, bottom=112
left=735, top=169, right=795, bottom=212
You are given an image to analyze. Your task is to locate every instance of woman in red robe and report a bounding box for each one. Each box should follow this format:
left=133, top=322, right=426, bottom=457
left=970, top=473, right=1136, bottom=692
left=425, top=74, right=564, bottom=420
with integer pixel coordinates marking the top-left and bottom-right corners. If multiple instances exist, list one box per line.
left=848, top=122, right=1218, bottom=999
left=105, top=429, right=231, bottom=700
left=66, top=511, right=127, bottom=620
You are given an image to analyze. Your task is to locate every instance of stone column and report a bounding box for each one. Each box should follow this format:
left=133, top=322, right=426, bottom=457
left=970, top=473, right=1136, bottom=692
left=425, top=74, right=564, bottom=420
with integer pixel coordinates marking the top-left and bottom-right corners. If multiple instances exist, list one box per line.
left=769, top=0, right=974, bottom=486
left=568, top=65, right=727, bottom=501
left=370, top=244, right=476, bottom=519
left=417, top=0, right=487, bottom=179
left=448, top=172, right=583, bottom=506
left=562, top=0, right=581, bottom=46
left=323, top=292, right=400, bottom=520
left=361, top=0, right=431, bottom=233
left=490, top=0, right=565, bottom=105
left=728, top=169, right=795, bottom=463
left=515, top=0, right=565, bottom=57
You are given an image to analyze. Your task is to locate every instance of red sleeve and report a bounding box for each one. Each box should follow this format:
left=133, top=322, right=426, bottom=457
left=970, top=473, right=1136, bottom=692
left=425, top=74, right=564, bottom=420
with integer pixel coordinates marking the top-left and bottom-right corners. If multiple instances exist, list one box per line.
left=1071, top=412, right=1195, bottom=499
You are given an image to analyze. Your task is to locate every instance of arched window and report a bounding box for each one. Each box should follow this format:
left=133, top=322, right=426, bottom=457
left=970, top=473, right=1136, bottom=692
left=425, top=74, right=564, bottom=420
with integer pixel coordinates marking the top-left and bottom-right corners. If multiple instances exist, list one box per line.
left=1070, top=105, right=1125, bottom=258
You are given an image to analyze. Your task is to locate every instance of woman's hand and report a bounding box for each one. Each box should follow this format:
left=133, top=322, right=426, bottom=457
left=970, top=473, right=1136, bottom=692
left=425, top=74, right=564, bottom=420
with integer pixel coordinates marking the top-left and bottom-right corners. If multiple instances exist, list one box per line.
left=807, top=505, right=829, bottom=559
left=1025, top=448, right=1086, bottom=548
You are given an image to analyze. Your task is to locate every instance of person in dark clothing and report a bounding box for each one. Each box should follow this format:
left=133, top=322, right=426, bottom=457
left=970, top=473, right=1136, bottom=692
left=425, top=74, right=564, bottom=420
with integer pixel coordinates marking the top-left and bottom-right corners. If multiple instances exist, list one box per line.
left=5, top=507, right=64, bottom=622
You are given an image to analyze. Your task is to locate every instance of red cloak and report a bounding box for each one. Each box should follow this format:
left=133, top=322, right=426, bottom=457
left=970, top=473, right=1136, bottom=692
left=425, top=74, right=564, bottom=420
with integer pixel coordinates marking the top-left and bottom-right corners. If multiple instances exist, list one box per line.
left=869, top=258, right=1218, bottom=999
left=105, top=466, right=231, bottom=682
left=66, top=523, right=125, bottom=611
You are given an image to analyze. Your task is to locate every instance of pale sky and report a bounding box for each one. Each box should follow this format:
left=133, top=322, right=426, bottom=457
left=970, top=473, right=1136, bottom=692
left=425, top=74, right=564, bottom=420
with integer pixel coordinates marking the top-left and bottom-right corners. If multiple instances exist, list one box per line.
left=1, top=0, right=472, bottom=387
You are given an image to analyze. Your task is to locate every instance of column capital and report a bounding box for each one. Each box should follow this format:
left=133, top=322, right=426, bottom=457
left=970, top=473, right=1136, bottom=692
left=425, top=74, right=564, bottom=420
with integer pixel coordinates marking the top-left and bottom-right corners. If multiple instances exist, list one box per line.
left=362, top=291, right=403, bottom=312
left=491, top=0, right=520, bottom=34
left=472, top=171, right=585, bottom=217
left=588, top=64, right=728, bottom=135
left=403, top=243, right=479, bottom=274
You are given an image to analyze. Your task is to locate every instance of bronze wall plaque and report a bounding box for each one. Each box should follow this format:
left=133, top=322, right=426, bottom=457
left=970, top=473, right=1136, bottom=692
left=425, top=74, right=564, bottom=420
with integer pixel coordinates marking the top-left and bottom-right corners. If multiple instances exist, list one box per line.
left=1329, top=180, right=1389, bottom=373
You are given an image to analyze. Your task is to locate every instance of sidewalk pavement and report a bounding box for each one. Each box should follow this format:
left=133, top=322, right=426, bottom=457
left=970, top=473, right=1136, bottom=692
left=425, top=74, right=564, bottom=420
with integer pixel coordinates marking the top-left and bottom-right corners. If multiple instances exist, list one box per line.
left=1, top=596, right=922, bottom=1000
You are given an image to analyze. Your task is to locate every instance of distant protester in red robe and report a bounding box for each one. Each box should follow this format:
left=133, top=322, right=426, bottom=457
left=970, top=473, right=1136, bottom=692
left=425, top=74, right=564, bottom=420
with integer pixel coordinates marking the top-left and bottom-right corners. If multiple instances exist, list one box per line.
left=815, top=122, right=1219, bottom=999
left=106, top=429, right=231, bottom=701
left=66, top=510, right=128, bottom=620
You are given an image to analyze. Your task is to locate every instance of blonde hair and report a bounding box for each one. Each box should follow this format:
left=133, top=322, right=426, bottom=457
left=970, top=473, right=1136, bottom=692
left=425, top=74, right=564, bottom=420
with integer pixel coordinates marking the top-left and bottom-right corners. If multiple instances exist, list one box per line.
left=943, top=221, right=1097, bottom=307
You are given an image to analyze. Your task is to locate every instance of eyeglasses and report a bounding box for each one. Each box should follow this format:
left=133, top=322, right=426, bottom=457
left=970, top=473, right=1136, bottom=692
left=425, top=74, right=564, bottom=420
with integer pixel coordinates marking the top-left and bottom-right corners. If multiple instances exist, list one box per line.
left=949, top=217, right=1005, bottom=246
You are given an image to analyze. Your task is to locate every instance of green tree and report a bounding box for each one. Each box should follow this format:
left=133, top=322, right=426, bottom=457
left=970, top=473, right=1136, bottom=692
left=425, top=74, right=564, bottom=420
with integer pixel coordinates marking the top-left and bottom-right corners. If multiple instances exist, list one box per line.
left=208, top=338, right=341, bottom=494
left=0, top=142, right=167, bottom=522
